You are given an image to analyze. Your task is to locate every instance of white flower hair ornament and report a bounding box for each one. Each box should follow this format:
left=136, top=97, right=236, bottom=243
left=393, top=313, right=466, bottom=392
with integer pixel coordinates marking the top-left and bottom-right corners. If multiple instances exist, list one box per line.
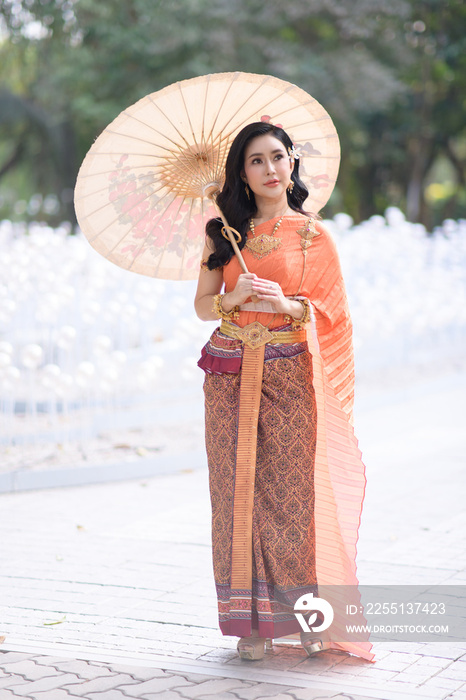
left=288, top=145, right=301, bottom=161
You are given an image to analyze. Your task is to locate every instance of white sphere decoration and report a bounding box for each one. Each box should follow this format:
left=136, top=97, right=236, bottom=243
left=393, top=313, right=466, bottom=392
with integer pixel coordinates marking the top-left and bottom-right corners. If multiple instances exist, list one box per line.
left=82, top=300, right=101, bottom=325
left=0, top=341, right=13, bottom=356
left=121, top=304, right=138, bottom=322
left=7, top=366, right=21, bottom=381
left=0, top=365, right=21, bottom=392
left=41, top=364, right=61, bottom=390
left=385, top=206, right=406, bottom=226
left=20, top=344, right=44, bottom=369
left=0, top=352, right=11, bottom=369
left=136, top=359, right=161, bottom=390
left=92, top=334, right=112, bottom=357
left=110, top=350, right=127, bottom=366
left=56, top=325, right=77, bottom=350
left=55, top=372, right=74, bottom=398
left=146, top=355, right=164, bottom=370
left=181, top=357, right=199, bottom=381
left=333, top=212, right=354, bottom=231
left=99, top=365, right=119, bottom=393
left=76, top=361, right=96, bottom=388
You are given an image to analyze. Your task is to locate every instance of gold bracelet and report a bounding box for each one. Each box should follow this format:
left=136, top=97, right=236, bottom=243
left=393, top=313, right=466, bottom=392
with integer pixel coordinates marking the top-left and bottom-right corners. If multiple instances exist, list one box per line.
left=212, top=293, right=240, bottom=320
left=284, top=298, right=311, bottom=329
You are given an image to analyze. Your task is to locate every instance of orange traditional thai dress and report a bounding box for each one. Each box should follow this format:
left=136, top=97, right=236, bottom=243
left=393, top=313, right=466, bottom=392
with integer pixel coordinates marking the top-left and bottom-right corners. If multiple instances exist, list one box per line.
left=198, top=213, right=374, bottom=662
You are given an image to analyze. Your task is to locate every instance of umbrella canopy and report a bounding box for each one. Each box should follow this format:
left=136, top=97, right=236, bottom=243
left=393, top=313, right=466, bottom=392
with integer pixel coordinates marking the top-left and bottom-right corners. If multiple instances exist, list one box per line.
left=74, top=71, right=340, bottom=280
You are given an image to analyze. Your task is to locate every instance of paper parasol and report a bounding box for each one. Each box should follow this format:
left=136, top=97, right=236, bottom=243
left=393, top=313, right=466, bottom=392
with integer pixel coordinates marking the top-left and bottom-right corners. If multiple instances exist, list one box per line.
left=74, top=71, right=340, bottom=280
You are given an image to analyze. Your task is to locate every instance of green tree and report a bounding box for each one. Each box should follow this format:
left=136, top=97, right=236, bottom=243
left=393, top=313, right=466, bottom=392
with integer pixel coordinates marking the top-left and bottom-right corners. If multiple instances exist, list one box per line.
left=0, top=0, right=464, bottom=226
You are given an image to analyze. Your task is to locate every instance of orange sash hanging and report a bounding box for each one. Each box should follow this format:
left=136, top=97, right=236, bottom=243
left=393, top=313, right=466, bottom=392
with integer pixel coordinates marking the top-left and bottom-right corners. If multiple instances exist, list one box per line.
left=230, top=343, right=265, bottom=589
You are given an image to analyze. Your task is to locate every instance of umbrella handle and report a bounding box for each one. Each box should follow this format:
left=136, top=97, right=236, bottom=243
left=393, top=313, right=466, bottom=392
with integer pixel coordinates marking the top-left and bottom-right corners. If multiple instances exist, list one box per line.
left=207, top=192, right=259, bottom=303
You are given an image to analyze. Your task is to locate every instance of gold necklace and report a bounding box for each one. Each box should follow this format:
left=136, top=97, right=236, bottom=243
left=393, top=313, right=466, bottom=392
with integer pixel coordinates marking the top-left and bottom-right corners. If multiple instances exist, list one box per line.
left=245, top=214, right=284, bottom=260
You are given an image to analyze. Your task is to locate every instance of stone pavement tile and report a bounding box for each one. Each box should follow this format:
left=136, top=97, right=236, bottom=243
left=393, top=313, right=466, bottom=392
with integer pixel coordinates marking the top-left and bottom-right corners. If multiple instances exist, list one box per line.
left=104, top=662, right=168, bottom=680
left=392, top=665, right=438, bottom=683
left=0, top=690, right=33, bottom=699
left=0, top=652, right=39, bottom=664
left=176, top=670, right=231, bottom=684
left=137, top=694, right=187, bottom=700
left=355, top=665, right=401, bottom=681
left=86, top=692, right=143, bottom=700
left=293, top=692, right=374, bottom=700
left=419, top=645, right=466, bottom=660
left=293, top=652, right=351, bottom=674
left=437, top=660, right=466, bottom=680
left=448, top=693, right=466, bottom=699
left=198, top=648, right=241, bottom=663
left=30, top=656, right=77, bottom=667
left=118, top=674, right=193, bottom=695
left=411, top=654, right=459, bottom=668
left=421, top=676, right=466, bottom=691
left=32, top=691, right=85, bottom=700
left=176, top=678, right=257, bottom=698
left=63, top=673, right=139, bottom=696
left=223, top=682, right=292, bottom=700
left=370, top=653, right=421, bottom=672
left=37, top=659, right=116, bottom=680
left=205, top=695, right=297, bottom=700
left=0, top=676, right=29, bottom=689
left=11, top=673, right=81, bottom=695
left=0, top=659, right=61, bottom=680
left=325, top=656, right=374, bottom=675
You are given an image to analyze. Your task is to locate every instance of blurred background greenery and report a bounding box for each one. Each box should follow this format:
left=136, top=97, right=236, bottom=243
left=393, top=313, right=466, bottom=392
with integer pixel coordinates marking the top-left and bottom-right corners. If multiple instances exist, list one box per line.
left=0, top=0, right=465, bottom=228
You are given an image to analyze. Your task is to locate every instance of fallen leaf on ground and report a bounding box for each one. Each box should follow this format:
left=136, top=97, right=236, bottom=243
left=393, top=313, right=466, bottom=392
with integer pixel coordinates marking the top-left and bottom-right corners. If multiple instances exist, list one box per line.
left=43, top=616, right=66, bottom=626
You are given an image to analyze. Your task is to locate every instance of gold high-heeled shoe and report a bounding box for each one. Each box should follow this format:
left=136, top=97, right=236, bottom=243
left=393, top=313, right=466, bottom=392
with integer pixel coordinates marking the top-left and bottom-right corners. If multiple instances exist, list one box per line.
left=237, top=636, right=267, bottom=660
left=300, top=631, right=325, bottom=657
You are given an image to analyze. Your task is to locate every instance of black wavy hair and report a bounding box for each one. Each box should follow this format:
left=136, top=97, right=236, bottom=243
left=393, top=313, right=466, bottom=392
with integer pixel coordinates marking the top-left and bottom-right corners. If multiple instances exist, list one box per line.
left=206, top=121, right=312, bottom=270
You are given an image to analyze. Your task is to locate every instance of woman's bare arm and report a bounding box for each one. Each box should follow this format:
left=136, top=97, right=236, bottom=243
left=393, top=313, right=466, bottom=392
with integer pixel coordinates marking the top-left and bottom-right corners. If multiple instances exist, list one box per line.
left=194, top=244, right=224, bottom=321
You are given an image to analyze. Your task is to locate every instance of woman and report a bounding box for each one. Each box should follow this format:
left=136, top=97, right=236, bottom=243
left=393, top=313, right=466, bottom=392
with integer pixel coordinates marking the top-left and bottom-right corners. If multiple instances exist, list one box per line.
left=195, top=122, right=373, bottom=662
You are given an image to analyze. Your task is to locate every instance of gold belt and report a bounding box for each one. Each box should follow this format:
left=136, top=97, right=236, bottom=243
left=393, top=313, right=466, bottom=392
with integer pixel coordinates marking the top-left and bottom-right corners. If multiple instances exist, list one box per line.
left=220, top=320, right=306, bottom=349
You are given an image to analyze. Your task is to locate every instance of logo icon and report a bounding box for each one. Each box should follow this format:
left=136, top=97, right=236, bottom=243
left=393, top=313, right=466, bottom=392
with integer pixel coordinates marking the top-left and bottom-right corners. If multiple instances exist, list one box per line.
left=294, top=593, right=334, bottom=633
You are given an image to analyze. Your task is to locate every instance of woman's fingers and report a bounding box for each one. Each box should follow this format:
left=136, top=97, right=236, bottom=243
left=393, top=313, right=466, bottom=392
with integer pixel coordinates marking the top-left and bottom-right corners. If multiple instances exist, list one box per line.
left=252, top=279, right=282, bottom=295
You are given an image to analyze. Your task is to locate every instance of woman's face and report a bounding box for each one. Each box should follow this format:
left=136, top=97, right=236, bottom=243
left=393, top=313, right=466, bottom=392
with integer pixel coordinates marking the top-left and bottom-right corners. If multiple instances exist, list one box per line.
left=241, top=133, right=293, bottom=200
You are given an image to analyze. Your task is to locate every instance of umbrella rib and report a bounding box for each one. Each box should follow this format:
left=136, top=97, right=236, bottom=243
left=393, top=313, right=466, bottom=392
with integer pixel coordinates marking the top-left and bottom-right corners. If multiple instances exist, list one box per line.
left=143, top=94, right=224, bottom=185
left=115, top=107, right=198, bottom=153
left=204, top=72, right=243, bottom=145
left=94, top=130, right=187, bottom=154
left=175, top=81, right=218, bottom=188
left=205, top=74, right=276, bottom=142
left=204, top=80, right=333, bottom=149
left=145, top=94, right=199, bottom=153
left=75, top=163, right=160, bottom=184
left=81, top=149, right=211, bottom=191
left=204, top=76, right=232, bottom=192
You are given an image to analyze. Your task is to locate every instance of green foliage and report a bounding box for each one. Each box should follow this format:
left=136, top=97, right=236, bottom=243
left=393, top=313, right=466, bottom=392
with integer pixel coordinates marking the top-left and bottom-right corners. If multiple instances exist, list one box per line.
left=0, top=0, right=465, bottom=226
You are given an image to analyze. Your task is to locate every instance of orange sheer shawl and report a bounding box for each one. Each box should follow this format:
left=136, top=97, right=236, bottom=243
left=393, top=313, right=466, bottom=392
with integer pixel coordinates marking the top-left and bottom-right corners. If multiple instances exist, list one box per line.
left=222, top=214, right=374, bottom=662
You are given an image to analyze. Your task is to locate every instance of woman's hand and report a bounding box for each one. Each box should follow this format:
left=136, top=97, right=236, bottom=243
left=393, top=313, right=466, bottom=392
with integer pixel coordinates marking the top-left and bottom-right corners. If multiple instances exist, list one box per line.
left=251, top=277, right=304, bottom=319
left=221, top=273, right=258, bottom=311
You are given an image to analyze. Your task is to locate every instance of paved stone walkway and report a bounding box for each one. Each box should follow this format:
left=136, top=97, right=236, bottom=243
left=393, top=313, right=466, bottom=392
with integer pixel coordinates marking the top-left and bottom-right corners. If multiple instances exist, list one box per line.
left=0, top=370, right=465, bottom=700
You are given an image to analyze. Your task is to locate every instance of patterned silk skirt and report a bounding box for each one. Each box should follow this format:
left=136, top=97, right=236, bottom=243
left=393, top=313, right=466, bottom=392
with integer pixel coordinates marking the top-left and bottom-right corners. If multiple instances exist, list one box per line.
left=203, top=348, right=318, bottom=640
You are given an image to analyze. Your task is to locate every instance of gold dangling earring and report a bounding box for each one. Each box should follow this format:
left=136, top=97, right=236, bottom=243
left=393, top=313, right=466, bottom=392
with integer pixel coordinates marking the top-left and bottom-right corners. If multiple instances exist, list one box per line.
left=245, top=183, right=250, bottom=200
left=287, top=181, right=294, bottom=193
